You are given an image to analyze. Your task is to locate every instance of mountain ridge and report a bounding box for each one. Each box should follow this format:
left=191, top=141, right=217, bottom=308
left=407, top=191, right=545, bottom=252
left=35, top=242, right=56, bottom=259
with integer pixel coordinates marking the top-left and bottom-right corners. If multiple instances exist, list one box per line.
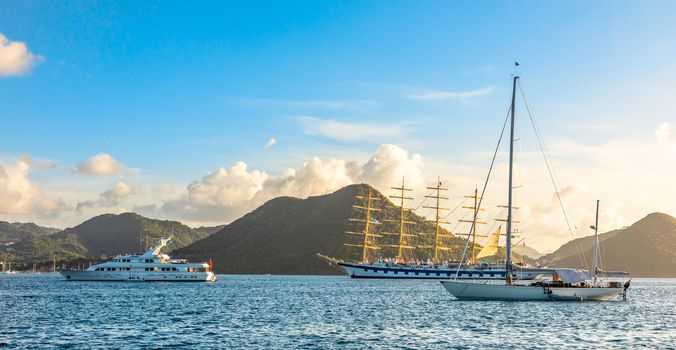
left=174, top=184, right=470, bottom=275
left=538, top=212, right=676, bottom=277
left=1, top=212, right=212, bottom=263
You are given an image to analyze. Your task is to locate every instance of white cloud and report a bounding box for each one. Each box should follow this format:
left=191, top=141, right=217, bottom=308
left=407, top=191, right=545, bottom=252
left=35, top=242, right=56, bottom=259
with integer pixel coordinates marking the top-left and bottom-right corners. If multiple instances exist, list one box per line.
left=406, top=86, right=496, bottom=101
left=18, top=155, right=57, bottom=169
left=157, top=144, right=425, bottom=222
left=0, top=34, right=43, bottom=77
left=0, top=158, right=66, bottom=217
left=186, top=162, right=268, bottom=208
left=100, top=181, right=133, bottom=206
left=360, top=144, right=425, bottom=191
left=264, top=138, right=277, bottom=149
left=75, top=153, right=125, bottom=175
left=262, top=157, right=359, bottom=199
left=655, top=122, right=675, bottom=144
left=298, top=116, right=406, bottom=141
left=76, top=180, right=134, bottom=211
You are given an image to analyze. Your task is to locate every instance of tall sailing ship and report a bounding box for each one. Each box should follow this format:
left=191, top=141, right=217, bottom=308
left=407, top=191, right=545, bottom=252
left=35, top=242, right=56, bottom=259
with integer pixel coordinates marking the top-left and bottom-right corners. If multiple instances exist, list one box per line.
left=326, top=179, right=550, bottom=280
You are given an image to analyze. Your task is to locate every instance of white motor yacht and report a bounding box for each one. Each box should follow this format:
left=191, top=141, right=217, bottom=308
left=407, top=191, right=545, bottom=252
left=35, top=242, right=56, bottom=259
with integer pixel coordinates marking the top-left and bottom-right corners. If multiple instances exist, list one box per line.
left=59, top=237, right=216, bottom=282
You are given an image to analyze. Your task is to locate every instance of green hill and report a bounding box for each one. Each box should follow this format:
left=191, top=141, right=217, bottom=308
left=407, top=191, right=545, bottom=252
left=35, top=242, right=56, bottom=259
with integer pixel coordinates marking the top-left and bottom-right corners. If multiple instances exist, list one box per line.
left=538, top=212, right=676, bottom=277
left=0, top=221, right=59, bottom=244
left=1, top=213, right=212, bottom=263
left=174, top=184, right=474, bottom=275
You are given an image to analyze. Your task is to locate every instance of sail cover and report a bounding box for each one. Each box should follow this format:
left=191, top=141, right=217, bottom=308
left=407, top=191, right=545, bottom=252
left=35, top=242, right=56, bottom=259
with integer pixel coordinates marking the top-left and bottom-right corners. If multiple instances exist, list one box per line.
left=554, top=268, right=592, bottom=284
left=476, top=227, right=501, bottom=259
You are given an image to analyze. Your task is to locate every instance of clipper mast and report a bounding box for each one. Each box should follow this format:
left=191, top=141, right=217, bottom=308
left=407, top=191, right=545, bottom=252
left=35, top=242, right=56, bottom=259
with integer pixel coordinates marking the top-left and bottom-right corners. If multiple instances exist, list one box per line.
left=459, top=187, right=487, bottom=263
left=346, top=187, right=382, bottom=263
left=381, top=178, right=416, bottom=263
left=422, top=178, right=452, bottom=262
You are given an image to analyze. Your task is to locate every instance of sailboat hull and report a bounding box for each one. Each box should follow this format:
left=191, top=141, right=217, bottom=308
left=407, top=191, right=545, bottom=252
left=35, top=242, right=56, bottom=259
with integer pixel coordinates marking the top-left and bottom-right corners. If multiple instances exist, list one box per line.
left=440, top=280, right=624, bottom=301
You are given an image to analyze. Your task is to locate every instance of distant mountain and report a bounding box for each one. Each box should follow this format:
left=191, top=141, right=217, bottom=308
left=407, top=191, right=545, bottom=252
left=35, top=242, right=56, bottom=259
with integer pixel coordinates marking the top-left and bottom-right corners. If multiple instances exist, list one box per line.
left=1, top=213, right=213, bottom=263
left=538, top=213, right=676, bottom=277
left=194, top=224, right=227, bottom=235
left=512, top=243, right=543, bottom=259
left=0, top=221, right=59, bottom=244
left=175, top=184, right=474, bottom=275
left=538, top=229, right=623, bottom=264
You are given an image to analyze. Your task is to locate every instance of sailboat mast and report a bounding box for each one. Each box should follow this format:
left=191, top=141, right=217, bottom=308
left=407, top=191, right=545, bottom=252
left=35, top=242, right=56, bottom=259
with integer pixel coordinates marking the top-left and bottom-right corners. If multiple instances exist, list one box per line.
left=506, top=74, right=518, bottom=285
left=592, top=199, right=600, bottom=284
left=434, top=183, right=441, bottom=261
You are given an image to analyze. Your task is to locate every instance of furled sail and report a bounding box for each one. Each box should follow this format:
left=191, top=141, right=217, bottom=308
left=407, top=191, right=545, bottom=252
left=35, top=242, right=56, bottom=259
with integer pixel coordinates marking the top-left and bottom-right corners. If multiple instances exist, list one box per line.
left=476, top=226, right=501, bottom=259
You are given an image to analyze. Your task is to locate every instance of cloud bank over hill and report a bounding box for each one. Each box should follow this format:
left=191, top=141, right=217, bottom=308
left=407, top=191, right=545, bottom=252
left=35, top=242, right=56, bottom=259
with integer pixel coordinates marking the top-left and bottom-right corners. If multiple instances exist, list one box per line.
left=1, top=120, right=674, bottom=251
left=0, top=159, right=65, bottom=217
left=141, top=144, right=425, bottom=222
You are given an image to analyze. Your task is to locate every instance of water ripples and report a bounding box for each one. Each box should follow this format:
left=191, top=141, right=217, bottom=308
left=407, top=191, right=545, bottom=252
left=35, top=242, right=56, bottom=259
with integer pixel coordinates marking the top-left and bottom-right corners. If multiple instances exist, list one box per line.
left=1, top=275, right=674, bottom=349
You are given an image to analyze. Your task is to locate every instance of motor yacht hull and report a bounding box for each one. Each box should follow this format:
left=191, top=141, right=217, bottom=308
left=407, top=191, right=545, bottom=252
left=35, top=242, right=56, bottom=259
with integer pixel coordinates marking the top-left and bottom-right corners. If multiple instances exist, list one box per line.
left=59, top=270, right=216, bottom=282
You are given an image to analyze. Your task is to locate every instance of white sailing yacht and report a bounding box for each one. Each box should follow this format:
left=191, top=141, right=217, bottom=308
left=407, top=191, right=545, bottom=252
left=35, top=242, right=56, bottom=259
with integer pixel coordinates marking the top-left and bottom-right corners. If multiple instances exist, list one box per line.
left=440, top=70, right=630, bottom=301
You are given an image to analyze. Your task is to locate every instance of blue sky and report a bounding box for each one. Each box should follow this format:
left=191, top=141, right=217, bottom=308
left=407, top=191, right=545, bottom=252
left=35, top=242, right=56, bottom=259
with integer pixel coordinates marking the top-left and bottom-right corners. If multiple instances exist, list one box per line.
left=1, top=1, right=675, bottom=251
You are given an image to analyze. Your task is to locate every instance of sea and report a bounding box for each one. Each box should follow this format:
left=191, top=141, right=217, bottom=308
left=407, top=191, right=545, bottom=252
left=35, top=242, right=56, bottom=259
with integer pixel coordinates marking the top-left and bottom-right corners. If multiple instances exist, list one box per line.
left=0, top=274, right=674, bottom=349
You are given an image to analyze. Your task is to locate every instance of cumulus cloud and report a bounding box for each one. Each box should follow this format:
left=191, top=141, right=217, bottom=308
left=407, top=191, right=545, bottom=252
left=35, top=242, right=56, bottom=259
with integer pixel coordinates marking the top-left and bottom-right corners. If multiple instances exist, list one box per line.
left=262, top=157, right=359, bottom=199
left=0, top=159, right=66, bottom=216
left=406, top=86, right=496, bottom=101
left=75, top=153, right=125, bottom=175
left=76, top=180, right=134, bottom=211
left=19, top=155, right=57, bottom=169
left=264, top=138, right=277, bottom=149
left=360, top=144, right=425, bottom=191
left=186, top=162, right=268, bottom=208
left=0, top=34, right=43, bottom=77
left=100, top=181, right=133, bottom=206
left=298, top=116, right=406, bottom=141
left=655, top=122, right=675, bottom=144
left=157, top=144, right=424, bottom=222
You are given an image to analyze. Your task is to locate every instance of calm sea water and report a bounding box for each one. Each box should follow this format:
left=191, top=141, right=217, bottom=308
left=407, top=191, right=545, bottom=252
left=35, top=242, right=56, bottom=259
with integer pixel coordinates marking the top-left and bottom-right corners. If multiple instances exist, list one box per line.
left=0, top=274, right=674, bottom=349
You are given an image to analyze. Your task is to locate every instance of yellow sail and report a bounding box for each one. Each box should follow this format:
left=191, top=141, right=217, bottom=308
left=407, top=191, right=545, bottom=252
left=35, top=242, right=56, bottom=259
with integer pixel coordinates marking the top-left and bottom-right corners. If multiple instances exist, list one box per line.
left=476, top=226, right=501, bottom=259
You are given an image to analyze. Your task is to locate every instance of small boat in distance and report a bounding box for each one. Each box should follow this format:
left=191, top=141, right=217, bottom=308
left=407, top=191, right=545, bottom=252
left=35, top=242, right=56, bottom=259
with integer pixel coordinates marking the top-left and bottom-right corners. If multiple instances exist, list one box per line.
left=2, top=261, right=17, bottom=274
left=59, top=237, right=216, bottom=282
left=441, top=69, right=629, bottom=301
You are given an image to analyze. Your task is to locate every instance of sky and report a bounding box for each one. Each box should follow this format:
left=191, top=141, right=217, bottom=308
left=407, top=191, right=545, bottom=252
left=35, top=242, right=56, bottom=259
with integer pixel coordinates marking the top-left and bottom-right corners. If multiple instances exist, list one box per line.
left=1, top=1, right=675, bottom=252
